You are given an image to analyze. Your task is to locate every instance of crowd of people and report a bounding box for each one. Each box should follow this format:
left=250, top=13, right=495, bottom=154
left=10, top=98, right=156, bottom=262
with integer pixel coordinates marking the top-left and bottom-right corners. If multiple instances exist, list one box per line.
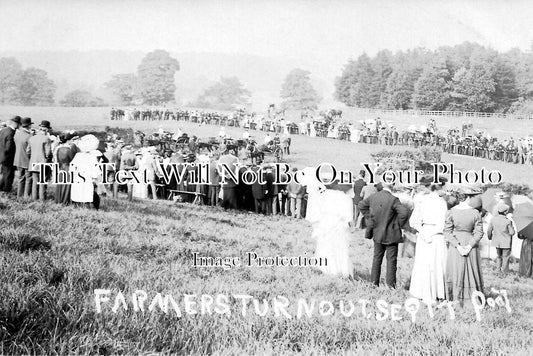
left=308, top=169, right=533, bottom=308
left=1, top=114, right=532, bottom=306
left=0, top=115, right=298, bottom=215
left=111, top=107, right=533, bottom=165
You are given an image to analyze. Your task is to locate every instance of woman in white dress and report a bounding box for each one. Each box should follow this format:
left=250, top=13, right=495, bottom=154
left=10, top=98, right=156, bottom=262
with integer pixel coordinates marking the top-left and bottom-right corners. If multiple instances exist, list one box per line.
left=408, top=176, right=448, bottom=303
left=299, top=167, right=354, bottom=278
left=309, top=123, right=317, bottom=137
left=132, top=147, right=159, bottom=199
left=132, top=150, right=147, bottom=199
left=70, top=135, right=102, bottom=206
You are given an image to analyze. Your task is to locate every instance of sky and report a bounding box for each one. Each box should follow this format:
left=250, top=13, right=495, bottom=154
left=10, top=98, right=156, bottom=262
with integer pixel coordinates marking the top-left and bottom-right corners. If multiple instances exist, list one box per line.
left=1, top=0, right=532, bottom=106
left=1, top=0, right=532, bottom=63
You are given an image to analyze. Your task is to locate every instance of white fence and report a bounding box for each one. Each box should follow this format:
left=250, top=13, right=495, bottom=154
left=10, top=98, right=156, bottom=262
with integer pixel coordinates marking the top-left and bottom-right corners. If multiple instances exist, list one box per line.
left=345, top=108, right=533, bottom=120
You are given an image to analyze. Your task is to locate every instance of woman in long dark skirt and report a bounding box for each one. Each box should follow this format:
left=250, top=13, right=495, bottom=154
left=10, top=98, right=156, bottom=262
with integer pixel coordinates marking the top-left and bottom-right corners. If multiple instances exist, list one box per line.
left=54, top=134, right=78, bottom=205
left=518, top=233, right=533, bottom=278
left=443, top=188, right=484, bottom=307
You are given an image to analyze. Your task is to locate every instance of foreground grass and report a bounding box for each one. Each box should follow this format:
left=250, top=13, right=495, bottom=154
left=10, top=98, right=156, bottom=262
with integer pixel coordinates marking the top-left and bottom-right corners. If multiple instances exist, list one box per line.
left=1, top=196, right=533, bottom=355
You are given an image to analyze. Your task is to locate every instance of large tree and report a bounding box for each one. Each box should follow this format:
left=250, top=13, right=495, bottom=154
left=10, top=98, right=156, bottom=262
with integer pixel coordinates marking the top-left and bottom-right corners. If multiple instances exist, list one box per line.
left=104, top=73, right=137, bottom=105
left=382, top=51, right=425, bottom=110
left=14, top=68, right=56, bottom=106
left=334, top=54, right=374, bottom=107
left=449, top=54, right=497, bottom=112
left=192, top=76, right=251, bottom=110
left=493, top=56, right=519, bottom=112
left=136, top=50, right=179, bottom=105
left=412, top=57, right=452, bottom=110
left=280, top=68, right=321, bottom=110
left=333, top=42, right=531, bottom=112
left=369, top=50, right=393, bottom=107
left=0, top=57, right=23, bottom=104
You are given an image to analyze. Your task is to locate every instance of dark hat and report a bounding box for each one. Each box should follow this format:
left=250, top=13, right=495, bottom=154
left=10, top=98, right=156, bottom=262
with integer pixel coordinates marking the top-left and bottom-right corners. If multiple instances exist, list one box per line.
left=420, top=174, right=447, bottom=187
left=10, top=116, right=21, bottom=124
left=419, top=175, right=433, bottom=187
left=39, top=120, right=51, bottom=129
left=21, top=117, right=33, bottom=127
left=186, top=153, right=196, bottom=162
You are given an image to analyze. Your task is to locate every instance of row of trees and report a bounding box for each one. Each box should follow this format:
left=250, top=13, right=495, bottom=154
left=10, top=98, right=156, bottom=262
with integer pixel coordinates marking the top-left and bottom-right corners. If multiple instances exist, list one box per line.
left=188, top=68, right=321, bottom=111
left=334, top=42, right=533, bottom=113
left=105, top=50, right=180, bottom=106
left=0, top=50, right=181, bottom=107
left=0, top=58, right=56, bottom=106
left=103, top=49, right=321, bottom=111
left=0, top=57, right=108, bottom=107
left=5, top=42, right=533, bottom=112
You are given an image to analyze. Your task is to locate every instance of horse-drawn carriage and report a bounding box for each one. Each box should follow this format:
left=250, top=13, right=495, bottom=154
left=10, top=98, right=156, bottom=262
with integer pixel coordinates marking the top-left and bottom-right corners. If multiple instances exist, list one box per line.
left=247, top=140, right=283, bottom=164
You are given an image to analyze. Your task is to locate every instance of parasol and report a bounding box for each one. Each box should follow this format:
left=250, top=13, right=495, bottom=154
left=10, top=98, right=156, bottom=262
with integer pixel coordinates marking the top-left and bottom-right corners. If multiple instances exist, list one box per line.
left=511, top=196, right=533, bottom=239
left=480, top=188, right=513, bottom=214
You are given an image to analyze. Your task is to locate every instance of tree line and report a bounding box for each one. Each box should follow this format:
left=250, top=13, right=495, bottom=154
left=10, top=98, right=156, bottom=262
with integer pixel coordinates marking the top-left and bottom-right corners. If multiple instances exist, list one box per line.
left=0, top=58, right=106, bottom=107
left=105, top=50, right=321, bottom=111
left=0, top=58, right=56, bottom=106
left=3, top=42, right=533, bottom=113
left=334, top=42, right=533, bottom=114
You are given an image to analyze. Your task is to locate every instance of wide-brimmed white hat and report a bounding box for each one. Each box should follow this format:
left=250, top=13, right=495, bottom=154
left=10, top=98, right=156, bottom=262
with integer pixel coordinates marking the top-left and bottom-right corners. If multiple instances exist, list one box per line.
left=77, top=134, right=100, bottom=153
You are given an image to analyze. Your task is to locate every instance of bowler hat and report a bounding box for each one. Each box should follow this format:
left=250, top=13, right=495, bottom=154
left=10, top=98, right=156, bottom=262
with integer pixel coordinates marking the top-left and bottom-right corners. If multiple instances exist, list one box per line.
left=10, top=116, right=21, bottom=125
left=21, top=117, right=33, bottom=127
left=39, top=120, right=51, bottom=129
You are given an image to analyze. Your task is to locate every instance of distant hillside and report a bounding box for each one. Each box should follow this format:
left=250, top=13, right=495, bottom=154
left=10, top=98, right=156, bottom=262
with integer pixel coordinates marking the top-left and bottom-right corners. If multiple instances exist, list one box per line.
left=0, top=50, right=339, bottom=109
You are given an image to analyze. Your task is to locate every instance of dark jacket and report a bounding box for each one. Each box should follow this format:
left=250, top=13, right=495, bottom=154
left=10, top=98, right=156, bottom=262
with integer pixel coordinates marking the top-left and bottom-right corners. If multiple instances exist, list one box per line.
left=352, top=178, right=366, bottom=204
left=251, top=166, right=268, bottom=200
left=218, top=154, right=239, bottom=189
left=358, top=189, right=408, bottom=244
left=0, top=126, right=16, bottom=165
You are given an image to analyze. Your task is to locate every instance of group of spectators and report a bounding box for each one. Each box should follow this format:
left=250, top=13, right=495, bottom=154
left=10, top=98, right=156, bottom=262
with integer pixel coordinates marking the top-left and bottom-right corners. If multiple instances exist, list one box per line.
left=2, top=114, right=532, bottom=295
left=353, top=172, right=533, bottom=307
left=0, top=116, right=104, bottom=207
left=112, top=107, right=533, bottom=165
left=0, top=115, right=305, bottom=217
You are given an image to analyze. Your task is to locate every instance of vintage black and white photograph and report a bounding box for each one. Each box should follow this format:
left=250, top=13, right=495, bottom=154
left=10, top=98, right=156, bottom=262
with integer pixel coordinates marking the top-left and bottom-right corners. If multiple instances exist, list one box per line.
left=1, top=0, right=533, bottom=354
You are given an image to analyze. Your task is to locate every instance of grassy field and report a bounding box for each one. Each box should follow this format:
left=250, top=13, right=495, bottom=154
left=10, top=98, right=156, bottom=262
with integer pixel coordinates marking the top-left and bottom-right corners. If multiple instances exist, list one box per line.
left=1, top=196, right=533, bottom=355
left=1, top=105, right=533, bottom=354
left=2, top=105, right=533, bottom=139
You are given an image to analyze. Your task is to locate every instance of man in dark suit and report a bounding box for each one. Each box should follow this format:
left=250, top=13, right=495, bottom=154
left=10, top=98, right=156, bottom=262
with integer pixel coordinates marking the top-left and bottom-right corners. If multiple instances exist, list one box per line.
left=358, top=182, right=408, bottom=288
left=218, top=153, right=240, bottom=210
left=208, top=156, right=220, bottom=206
left=14, top=117, right=33, bottom=198
left=352, top=169, right=367, bottom=228
left=27, top=120, right=52, bottom=201
left=251, top=164, right=268, bottom=214
left=0, top=116, right=21, bottom=192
